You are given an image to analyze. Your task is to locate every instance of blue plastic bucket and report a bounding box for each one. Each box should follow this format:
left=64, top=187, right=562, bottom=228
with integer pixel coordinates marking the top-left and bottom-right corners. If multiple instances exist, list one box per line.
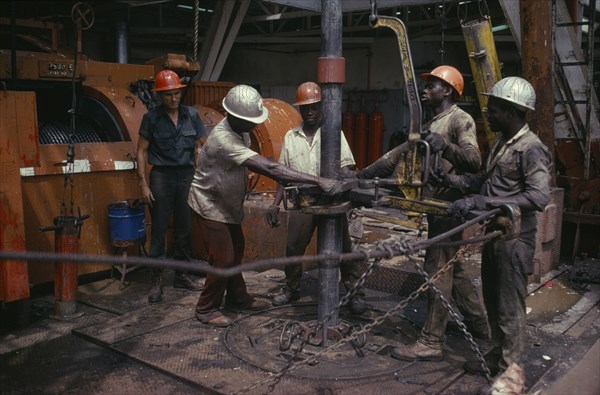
left=108, top=201, right=146, bottom=241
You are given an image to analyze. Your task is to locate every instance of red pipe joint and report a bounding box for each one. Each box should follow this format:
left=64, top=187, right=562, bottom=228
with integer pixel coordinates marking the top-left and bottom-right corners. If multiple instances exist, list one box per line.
left=317, top=57, right=345, bottom=84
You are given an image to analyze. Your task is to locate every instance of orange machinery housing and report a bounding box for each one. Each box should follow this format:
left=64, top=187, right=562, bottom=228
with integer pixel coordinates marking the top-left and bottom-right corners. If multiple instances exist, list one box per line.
left=0, top=45, right=299, bottom=303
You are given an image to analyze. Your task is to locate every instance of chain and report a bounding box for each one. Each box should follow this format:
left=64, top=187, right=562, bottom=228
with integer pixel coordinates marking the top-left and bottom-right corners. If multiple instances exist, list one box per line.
left=193, top=0, right=199, bottom=61
left=410, top=218, right=494, bottom=384
left=438, top=0, right=446, bottom=64
left=262, top=254, right=384, bottom=394
left=237, top=220, right=494, bottom=393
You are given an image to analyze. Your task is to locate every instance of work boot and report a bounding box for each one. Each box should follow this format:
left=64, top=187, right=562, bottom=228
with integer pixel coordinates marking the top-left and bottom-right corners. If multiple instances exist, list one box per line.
left=195, top=310, right=232, bottom=327
left=173, top=273, right=204, bottom=291
left=148, top=269, right=163, bottom=304
left=244, top=299, right=270, bottom=311
left=349, top=296, right=367, bottom=315
left=272, top=288, right=300, bottom=306
left=390, top=340, right=444, bottom=362
left=464, top=351, right=501, bottom=376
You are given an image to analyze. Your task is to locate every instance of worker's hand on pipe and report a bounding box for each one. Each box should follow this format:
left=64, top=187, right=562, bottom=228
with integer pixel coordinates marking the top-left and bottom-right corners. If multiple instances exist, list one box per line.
left=141, top=185, right=154, bottom=208
left=318, top=178, right=346, bottom=196
left=340, top=169, right=358, bottom=179
left=447, top=195, right=487, bottom=220
left=266, top=205, right=281, bottom=228
left=425, top=133, right=448, bottom=153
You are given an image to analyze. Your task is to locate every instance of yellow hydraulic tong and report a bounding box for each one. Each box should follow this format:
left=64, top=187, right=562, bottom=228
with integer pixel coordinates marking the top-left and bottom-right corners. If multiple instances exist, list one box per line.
left=366, top=1, right=450, bottom=219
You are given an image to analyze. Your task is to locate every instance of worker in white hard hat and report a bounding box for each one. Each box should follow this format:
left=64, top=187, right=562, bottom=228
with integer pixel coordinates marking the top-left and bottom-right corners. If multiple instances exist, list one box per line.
left=438, top=76, right=552, bottom=380
left=187, top=84, right=346, bottom=327
left=266, top=81, right=367, bottom=315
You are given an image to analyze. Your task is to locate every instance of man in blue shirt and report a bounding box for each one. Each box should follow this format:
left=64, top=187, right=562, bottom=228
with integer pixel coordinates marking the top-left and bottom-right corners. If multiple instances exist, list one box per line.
left=136, top=70, right=207, bottom=303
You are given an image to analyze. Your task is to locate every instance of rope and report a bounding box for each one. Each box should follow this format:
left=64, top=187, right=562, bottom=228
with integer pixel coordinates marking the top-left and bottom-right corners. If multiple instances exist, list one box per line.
left=193, top=0, right=199, bottom=61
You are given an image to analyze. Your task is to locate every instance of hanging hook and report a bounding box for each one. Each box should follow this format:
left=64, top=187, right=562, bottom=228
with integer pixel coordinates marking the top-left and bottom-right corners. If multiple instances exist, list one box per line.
left=369, top=0, right=378, bottom=24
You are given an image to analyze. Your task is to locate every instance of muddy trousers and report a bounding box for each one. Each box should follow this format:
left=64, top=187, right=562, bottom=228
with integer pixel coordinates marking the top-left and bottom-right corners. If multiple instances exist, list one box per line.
left=283, top=211, right=364, bottom=297
left=193, top=215, right=253, bottom=317
left=420, top=215, right=488, bottom=347
left=482, top=235, right=533, bottom=371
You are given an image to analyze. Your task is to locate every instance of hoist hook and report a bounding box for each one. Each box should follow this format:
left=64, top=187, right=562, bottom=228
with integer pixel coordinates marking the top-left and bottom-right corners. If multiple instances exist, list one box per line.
left=369, top=0, right=377, bottom=24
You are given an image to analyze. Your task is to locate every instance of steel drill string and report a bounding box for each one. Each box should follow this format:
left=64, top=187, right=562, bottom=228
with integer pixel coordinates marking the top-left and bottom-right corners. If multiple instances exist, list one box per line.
left=0, top=208, right=501, bottom=276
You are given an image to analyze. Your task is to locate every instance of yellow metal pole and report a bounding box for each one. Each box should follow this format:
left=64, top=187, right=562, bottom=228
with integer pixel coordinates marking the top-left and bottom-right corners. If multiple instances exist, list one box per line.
left=461, top=17, right=502, bottom=151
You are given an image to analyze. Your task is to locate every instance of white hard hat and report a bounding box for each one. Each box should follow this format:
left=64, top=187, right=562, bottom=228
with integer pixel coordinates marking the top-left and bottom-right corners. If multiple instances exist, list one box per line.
left=483, top=76, right=536, bottom=111
left=222, top=85, right=269, bottom=123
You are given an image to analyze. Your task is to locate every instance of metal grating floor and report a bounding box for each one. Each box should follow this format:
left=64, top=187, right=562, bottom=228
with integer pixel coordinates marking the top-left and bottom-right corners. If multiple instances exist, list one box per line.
left=3, top=249, right=599, bottom=394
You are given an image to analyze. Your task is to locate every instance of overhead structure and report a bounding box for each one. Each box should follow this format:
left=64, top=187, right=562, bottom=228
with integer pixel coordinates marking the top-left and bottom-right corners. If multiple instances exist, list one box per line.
left=199, top=0, right=250, bottom=81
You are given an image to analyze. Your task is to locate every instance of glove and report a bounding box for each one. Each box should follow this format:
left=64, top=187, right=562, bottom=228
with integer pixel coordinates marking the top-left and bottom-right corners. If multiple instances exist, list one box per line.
left=429, top=168, right=463, bottom=189
left=447, top=195, right=487, bottom=221
left=319, top=178, right=345, bottom=196
left=425, top=133, right=448, bottom=154
left=429, top=168, right=448, bottom=187
left=266, top=205, right=281, bottom=228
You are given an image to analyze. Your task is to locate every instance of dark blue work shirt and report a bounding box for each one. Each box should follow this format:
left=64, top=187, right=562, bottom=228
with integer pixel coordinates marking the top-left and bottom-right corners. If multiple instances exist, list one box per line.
left=139, top=104, right=207, bottom=166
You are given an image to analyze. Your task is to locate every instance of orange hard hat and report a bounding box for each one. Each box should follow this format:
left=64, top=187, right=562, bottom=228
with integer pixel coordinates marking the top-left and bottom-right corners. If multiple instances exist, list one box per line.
left=293, top=82, right=321, bottom=106
left=420, top=65, right=464, bottom=96
left=153, top=70, right=186, bottom=92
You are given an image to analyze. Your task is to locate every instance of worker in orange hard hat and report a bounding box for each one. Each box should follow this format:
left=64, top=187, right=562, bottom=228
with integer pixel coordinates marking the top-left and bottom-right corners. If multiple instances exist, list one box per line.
left=356, top=65, right=489, bottom=360
left=266, top=81, right=367, bottom=315
left=394, top=64, right=488, bottom=361
left=136, top=70, right=208, bottom=304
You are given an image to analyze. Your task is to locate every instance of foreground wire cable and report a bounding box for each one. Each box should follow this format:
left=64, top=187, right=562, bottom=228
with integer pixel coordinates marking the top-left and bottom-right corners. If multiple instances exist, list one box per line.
left=0, top=208, right=501, bottom=277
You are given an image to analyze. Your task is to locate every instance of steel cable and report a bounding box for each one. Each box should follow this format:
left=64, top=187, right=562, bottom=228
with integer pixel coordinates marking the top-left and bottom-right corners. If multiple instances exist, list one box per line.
left=0, top=208, right=501, bottom=277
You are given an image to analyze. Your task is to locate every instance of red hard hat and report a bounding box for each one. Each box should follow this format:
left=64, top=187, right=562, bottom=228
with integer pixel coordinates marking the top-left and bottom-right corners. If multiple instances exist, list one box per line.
left=420, top=65, right=464, bottom=96
left=153, top=70, right=186, bottom=92
left=293, top=82, right=321, bottom=106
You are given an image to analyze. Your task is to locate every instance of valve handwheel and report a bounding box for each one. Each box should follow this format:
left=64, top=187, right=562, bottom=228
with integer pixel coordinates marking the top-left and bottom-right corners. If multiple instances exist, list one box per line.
left=71, top=2, right=95, bottom=30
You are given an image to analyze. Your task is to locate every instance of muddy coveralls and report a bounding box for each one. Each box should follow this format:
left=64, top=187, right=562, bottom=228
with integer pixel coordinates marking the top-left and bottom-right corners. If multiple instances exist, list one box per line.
left=466, top=125, right=551, bottom=371
left=360, top=105, right=488, bottom=346
left=416, top=105, right=488, bottom=347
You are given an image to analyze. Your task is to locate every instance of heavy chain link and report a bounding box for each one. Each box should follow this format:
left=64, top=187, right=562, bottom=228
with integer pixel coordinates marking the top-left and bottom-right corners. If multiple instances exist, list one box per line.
left=237, top=219, right=494, bottom=394
left=410, top=219, right=494, bottom=385
left=262, top=254, right=383, bottom=394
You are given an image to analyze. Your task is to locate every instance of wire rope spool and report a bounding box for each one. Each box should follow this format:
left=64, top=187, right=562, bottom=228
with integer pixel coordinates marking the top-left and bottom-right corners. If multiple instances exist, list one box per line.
left=38, top=120, right=104, bottom=144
